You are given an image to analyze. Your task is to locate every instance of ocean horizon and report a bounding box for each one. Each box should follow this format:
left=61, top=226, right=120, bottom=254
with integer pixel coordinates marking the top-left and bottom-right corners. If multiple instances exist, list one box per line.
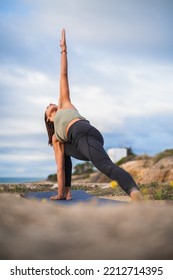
left=0, top=177, right=45, bottom=184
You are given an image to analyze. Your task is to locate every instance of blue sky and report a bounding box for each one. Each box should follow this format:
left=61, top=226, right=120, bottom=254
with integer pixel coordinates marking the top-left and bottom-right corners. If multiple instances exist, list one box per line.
left=0, top=0, right=173, bottom=178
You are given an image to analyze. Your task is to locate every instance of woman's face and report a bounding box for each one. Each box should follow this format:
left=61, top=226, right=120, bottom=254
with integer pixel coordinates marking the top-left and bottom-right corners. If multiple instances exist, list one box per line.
left=45, top=104, right=58, bottom=122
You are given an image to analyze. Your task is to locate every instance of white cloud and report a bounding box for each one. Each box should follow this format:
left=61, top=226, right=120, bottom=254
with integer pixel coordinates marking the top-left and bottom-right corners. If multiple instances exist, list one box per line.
left=24, top=0, right=173, bottom=48
left=69, top=59, right=173, bottom=132
left=0, top=153, right=53, bottom=162
left=0, top=64, right=57, bottom=99
left=0, top=65, right=57, bottom=135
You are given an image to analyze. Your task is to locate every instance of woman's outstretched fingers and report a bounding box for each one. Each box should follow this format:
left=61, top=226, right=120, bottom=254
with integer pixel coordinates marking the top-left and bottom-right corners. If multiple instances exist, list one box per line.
left=60, top=28, right=66, bottom=50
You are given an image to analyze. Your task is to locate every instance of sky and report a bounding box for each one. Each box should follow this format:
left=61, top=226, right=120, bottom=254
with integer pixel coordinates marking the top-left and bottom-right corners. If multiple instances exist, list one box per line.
left=0, top=0, right=173, bottom=178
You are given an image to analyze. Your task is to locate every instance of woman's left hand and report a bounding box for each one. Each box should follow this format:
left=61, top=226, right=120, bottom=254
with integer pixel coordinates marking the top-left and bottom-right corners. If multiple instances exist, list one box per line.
left=60, top=29, right=67, bottom=51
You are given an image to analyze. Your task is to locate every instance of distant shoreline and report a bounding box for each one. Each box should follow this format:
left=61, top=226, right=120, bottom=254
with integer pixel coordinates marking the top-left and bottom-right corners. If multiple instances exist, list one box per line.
left=0, top=177, right=46, bottom=184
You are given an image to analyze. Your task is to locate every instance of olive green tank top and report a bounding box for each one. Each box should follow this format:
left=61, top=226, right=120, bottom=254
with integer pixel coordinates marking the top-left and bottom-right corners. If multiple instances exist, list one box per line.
left=54, top=108, right=85, bottom=142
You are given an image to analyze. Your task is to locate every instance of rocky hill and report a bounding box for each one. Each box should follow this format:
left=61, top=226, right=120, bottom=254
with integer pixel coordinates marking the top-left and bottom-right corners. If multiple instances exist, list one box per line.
left=120, top=155, right=173, bottom=184
left=72, top=150, right=173, bottom=185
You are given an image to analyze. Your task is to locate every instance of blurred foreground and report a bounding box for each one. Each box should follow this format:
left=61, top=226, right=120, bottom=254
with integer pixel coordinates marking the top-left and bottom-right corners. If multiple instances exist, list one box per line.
left=0, top=193, right=172, bottom=260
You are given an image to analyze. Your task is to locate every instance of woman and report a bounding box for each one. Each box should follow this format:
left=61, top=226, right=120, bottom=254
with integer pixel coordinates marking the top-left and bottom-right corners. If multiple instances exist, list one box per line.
left=45, top=29, right=142, bottom=201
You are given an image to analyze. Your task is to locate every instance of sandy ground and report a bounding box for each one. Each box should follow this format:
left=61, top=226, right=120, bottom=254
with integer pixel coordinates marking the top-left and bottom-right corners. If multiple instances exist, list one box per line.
left=0, top=192, right=173, bottom=260
left=99, top=195, right=173, bottom=206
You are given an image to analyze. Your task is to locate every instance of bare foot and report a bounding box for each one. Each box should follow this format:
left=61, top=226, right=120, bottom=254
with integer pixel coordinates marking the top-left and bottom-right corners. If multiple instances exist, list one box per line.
left=66, top=193, right=72, bottom=200
left=130, top=190, right=144, bottom=202
left=50, top=195, right=66, bottom=200
left=65, top=187, right=72, bottom=200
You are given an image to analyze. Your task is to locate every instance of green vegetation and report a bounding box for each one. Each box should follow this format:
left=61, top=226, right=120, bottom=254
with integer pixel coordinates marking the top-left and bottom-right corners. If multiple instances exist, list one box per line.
left=153, top=149, right=173, bottom=163
left=0, top=181, right=172, bottom=200
left=116, top=148, right=173, bottom=166
left=116, top=155, right=136, bottom=165
left=0, top=184, right=53, bottom=193
left=47, top=174, right=57, bottom=182
left=72, top=182, right=173, bottom=200
left=73, top=162, right=94, bottom=175
left=71, top=184, right=124, bottom=196
left=47, top=162, right=95, bottom=182
left=140, top=182, right=173, bottom=200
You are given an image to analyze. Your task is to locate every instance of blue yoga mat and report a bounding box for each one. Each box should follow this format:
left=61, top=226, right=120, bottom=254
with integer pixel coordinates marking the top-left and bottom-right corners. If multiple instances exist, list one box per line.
left=21, top=190, right=126, bottom=206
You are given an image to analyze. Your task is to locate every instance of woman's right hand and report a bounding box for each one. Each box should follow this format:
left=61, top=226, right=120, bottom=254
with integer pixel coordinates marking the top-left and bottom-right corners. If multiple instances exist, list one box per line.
left=60, top=29, right=67, bottom=51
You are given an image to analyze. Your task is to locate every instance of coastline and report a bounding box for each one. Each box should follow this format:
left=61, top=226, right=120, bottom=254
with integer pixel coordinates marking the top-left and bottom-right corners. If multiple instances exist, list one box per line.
left=0, top=177, right=46, bottom=184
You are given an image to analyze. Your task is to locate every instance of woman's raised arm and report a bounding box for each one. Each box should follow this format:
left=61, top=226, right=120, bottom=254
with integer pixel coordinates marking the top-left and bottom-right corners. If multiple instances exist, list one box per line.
left=58, top=29, right=71, bottom=108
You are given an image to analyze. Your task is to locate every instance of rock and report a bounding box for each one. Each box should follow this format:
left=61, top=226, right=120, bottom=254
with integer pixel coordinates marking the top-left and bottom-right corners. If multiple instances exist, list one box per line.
left=87, top=172, right=110, bottom=183
left=121, top=156, right=173, bottom=184
left=142, top=156, right=173, bottom=183
left=120, top=158, right=153, bottom=184
left=82, top=155, right=173, bottom=185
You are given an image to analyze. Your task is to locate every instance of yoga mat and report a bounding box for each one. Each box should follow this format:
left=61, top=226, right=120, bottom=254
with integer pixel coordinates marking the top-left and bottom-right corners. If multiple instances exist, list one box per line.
left=21, top=190, right=127, bottom=206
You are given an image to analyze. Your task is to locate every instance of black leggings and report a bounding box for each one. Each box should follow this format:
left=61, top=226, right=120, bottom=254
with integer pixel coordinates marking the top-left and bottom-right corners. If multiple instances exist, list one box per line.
left=65, top=120, right=139, bottom=196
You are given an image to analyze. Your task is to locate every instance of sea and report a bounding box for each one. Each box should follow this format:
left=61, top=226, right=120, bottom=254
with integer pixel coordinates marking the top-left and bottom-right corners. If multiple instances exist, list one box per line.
left=0, top=177, right=45, bottom=184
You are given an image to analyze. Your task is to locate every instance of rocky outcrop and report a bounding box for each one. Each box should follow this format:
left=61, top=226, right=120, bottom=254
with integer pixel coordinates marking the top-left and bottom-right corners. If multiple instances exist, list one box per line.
left=73, top=155, right=173, bottom=185
left=121, top=156, right=173, bottom=184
